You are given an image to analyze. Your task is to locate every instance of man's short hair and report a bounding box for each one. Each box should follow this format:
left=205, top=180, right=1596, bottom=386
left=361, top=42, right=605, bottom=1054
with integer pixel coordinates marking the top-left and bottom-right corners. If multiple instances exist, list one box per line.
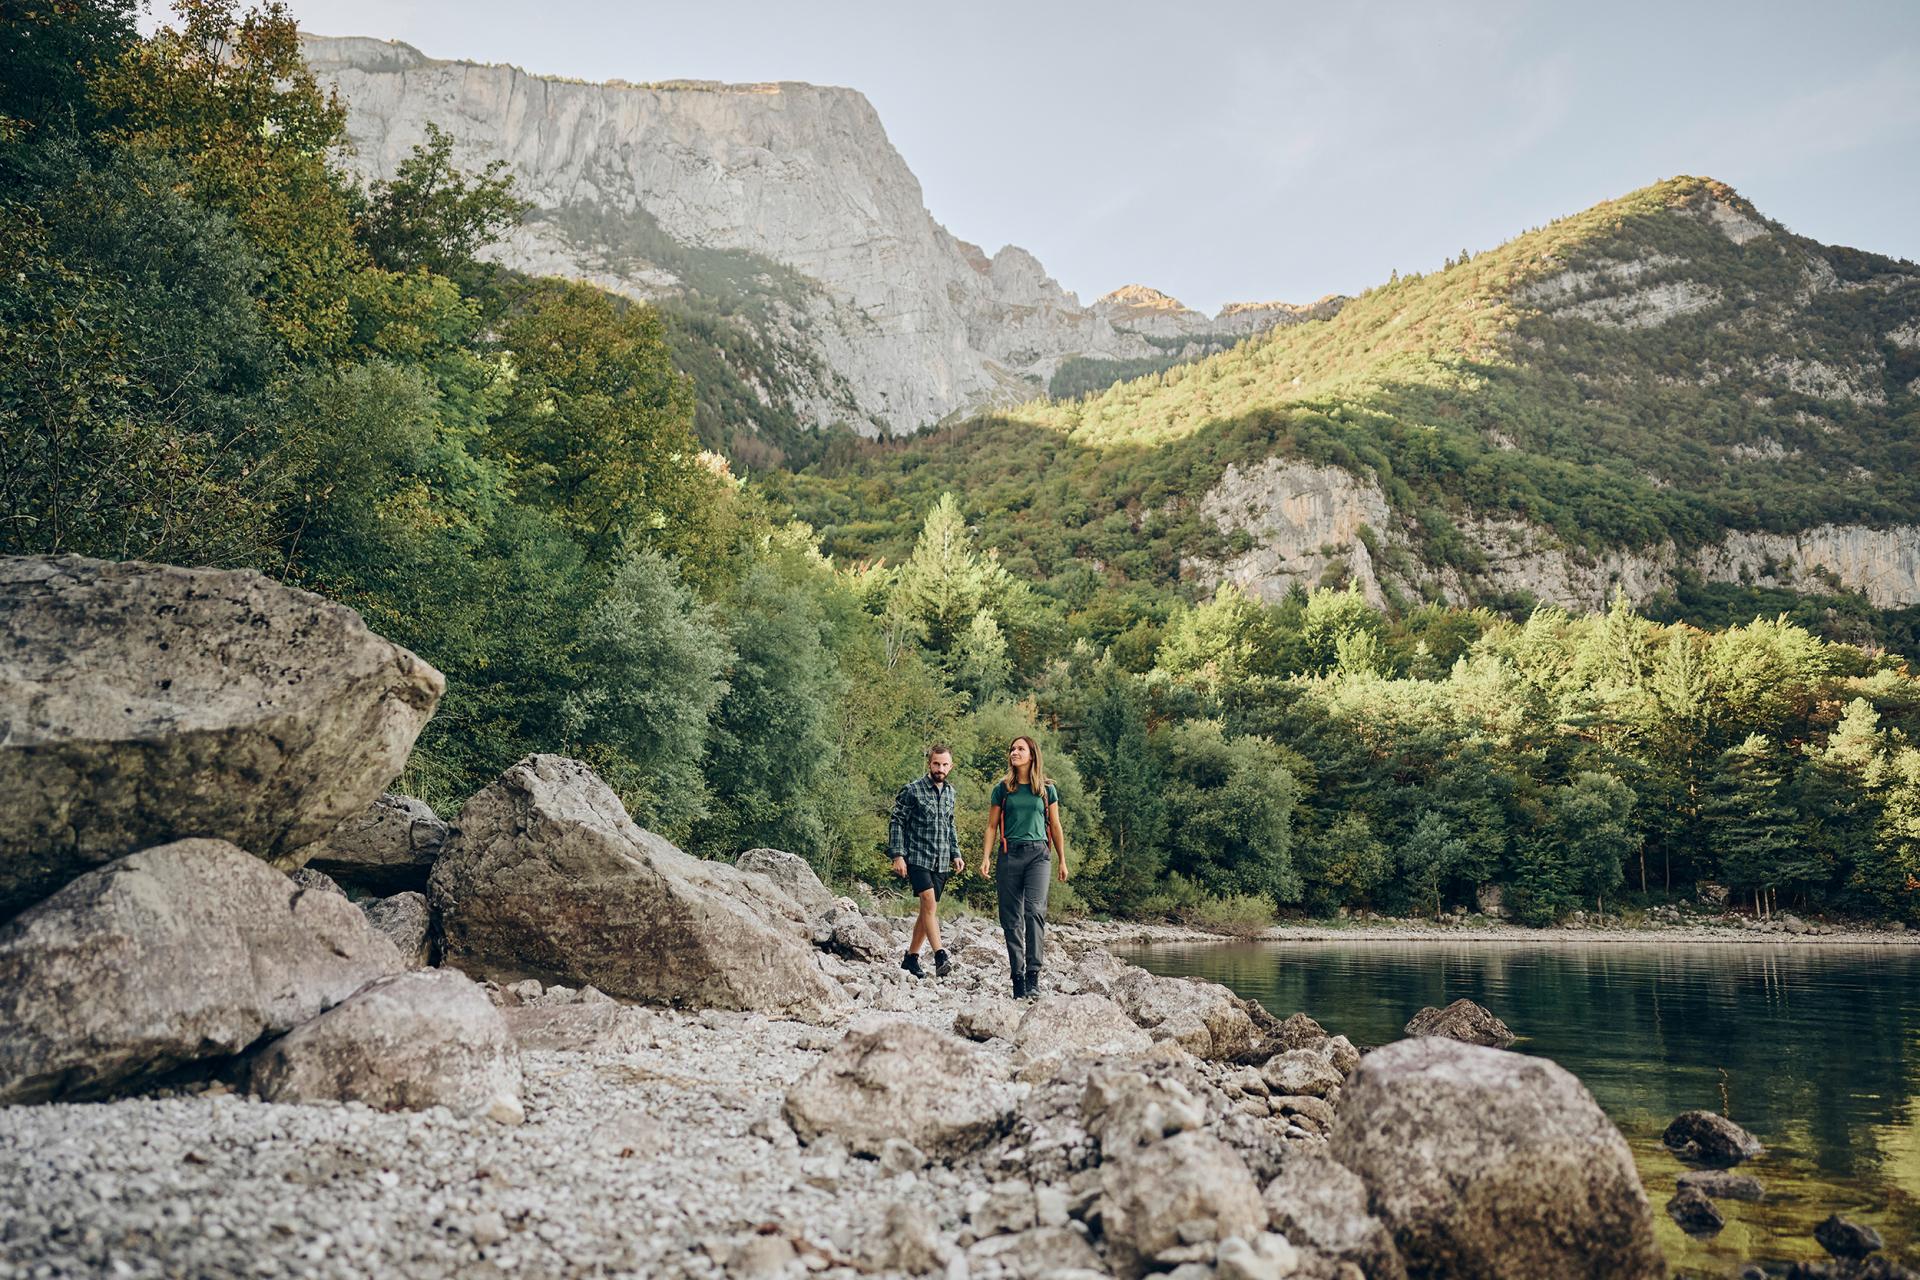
left=927, top=743, right=952, bottom=758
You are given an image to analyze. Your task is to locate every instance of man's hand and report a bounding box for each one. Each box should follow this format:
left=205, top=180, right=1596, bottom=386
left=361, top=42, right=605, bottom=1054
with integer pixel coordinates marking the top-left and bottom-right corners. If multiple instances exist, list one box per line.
left=890, top=856, right=907, bottom=879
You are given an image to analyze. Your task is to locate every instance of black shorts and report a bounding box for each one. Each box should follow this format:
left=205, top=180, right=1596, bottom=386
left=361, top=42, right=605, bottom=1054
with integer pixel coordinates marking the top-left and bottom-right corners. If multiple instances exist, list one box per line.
left=908, top=865, right=949, bottom=898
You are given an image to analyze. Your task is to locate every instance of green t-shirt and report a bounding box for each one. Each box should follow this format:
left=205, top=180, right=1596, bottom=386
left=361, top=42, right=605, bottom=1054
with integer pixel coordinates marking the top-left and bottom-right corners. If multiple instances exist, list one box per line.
left=991, top=779, right=1058, bottom=846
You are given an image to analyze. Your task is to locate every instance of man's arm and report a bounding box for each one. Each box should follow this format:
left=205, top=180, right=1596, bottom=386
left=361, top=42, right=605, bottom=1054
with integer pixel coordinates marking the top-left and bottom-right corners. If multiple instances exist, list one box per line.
left=887, top=785, right=911, bottom=877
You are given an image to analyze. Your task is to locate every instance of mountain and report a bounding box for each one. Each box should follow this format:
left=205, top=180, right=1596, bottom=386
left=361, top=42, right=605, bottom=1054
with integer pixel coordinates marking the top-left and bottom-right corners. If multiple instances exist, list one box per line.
left=302, top=36, right=1322, bottom=461
left=775, top=177, right=1920, bottom=618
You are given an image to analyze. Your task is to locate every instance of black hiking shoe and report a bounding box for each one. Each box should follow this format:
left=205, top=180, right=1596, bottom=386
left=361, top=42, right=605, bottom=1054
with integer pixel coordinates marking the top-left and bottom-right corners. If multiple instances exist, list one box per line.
left=1022, top=970, right=1042, bottom=1001
left=1011, top=972, right=1027, bottom=1000
left=934, top=949, right=952, bottom=978
left=901, top=951, right=923, bottom=978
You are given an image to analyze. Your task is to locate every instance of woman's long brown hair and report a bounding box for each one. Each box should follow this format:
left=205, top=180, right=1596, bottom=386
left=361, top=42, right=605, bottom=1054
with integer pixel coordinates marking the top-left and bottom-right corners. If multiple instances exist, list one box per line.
left=1003, top=735, right=1050, bottom=797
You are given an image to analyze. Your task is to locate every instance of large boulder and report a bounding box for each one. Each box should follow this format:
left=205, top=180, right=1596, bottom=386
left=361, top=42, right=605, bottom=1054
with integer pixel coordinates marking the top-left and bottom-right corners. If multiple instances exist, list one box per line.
left=735, top=847, right=837, bottom=918
left=0, top=839, right=404, bottom=1104
left=1662, top=1109, right=1765, bottom=1166
left=1109, top=967, right=1260, bottom=1061
left=1263, top=1150, right=1407, bottom=1280
left=1403, top=998, right=1516, bottom=1048
left=245, top=968, right=521, bottom=1119
left=0, top=556, right=443, bottom=919
left=1329, top=1037, right=1663, bottom=1280
left=1097, top=1131, right=1266, bottom=1278
left=302, top=794, right=448, bottom=895
left=783, top=1021, right=1016, bottom=1157
left=1012, top=994, right=1152, bottom=1078
left=429, top=755, right=846, bottom=1019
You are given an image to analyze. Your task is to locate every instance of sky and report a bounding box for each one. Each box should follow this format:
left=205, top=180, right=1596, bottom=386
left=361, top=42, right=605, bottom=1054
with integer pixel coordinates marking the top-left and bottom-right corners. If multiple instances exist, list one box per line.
left=258, top=0, right=1920, bottom=315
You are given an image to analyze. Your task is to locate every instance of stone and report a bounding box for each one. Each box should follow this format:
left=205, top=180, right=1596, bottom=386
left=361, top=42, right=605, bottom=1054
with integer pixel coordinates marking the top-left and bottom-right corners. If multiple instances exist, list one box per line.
left=868, top=1200, right=953, bottom=1275
left=814, top=904, right=891, bottom=963
left=1666, top=1185, right=1725, bottom=1234
left=1012, top=994, right=1153, bottom=1076
left=430, top=754, right=846, bottom=1019
left=302, top=794, right=448, bottom=895
left=970, top=1180, right=1037, bottom=1236
left=1260, top=1049, right=1345, bottom=1099
left=1677, top=1169, right=1765, bottom=1201
left=1270, top=1095, right=1337, bottom=1133
left=289, top=867, right=347, bottom=897
left=1084, top=1070, right=1206, bottom=1153
left=1262, top=1151, right=1406, bottom=1280
left=0, top=555, right=443, bottom=918
left=734, top=847, right=837, bottom=918
left=1662, top=1110, right=1766, bottom=1166
left=360, top=891, right=431, bottom=967
left=878, top=1138, right=926, bottom=1175
left=1216, top=1232, right=1300, bottom=1280
left=1271, top=1013, right=1331, bottom=1053
left=1403, top=998, right=1516, bottom=1048
left=0, top=839, right=403, bottom=1104
left=501, top=1002, right=657, bottom=1053
left=953, top=999, right=1023, bottom=1043
left=965, top=1225, right=1101, bottom=1276
left=1108, top=967, right=1260, bottom=1061
left=245, top=968, right=522, bottom=1119
left=1098, top=1131, right=1266, bottom=1279
left=1329, top=1037, right=1662, bottom=1280
left=783, top=1021, right=1015, bottom=1157
left=1815, top=1214, right=1884, bottom=1259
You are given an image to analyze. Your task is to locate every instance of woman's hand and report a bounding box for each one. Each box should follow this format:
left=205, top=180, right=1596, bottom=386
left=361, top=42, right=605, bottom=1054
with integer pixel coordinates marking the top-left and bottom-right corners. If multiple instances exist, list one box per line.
left=979, top=858, right=992, bottom=880
left=1057, top=858, right=1070, bottom=884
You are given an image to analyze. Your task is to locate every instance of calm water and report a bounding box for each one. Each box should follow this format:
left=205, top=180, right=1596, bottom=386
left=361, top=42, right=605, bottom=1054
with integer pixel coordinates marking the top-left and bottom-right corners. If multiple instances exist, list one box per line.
left=1122, top=941, right=1920, bottom=1276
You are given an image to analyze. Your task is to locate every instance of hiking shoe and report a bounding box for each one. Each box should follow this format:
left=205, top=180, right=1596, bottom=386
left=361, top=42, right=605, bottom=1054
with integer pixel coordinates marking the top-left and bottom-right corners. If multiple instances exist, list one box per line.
left=901, top=951, right=923, bottom=978
left=1011, top=972, right=1027, bottom=1000
left=934, top=949, right=952, bottom=978
left=1022, top=970, right=1042, bottom=1001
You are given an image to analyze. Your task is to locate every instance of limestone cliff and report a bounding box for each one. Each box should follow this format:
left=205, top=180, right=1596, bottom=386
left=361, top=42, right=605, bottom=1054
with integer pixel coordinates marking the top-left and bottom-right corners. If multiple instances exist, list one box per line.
left=303, top=36, right=1319, bottom=436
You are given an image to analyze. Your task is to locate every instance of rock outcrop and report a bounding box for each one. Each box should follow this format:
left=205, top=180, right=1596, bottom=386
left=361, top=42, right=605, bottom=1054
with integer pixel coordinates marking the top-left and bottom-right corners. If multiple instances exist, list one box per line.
left=1010, top=994, right=1152, bottom=1079
left=734, top=847, right=836, bottom=919
left=302, top=794, right=448, bottom=895
left=0, top=555, right=443, bottom=919
left=0, top=840, right=404, bottom=1104
left=245, top=968, right=522, bottom=1119
left=783, top=1021, right=1015, bottom=1157
left=430, top=754, right=846, bottom=1019
left=1329, top=1037, right=1664, bottom=1280
left=301, top=36, right=1325, bottom=436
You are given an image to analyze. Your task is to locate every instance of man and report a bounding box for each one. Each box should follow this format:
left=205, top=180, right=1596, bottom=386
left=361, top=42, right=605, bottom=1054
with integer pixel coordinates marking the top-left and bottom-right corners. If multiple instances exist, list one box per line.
left=888, top=745, right=964, bottom=977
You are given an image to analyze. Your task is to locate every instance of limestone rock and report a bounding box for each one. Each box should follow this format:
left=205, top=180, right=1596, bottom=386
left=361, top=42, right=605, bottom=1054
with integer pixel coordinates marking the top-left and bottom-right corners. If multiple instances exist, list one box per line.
left=953, top=999, right=1024, bottom=1043
left=814, top=904, right=891, bottom=963
left=289, top=867, right=346, bottom=897
left=1271, top=1012, right=1331, bottom=1053
left=783, top=1021, right=1015, bottom=1157
left=867, top=1199, right=954, bottom=1275
left=966, top=1225, right=1101, bottom=1276
left=303, top=794, right=448, bottom=895
left=1012, top=994, right=1152, bottom=1077
left=1083, top=1070, right=1206, bottom=1154
left=1263, top=1151, right=1406, bottom=1280
left=1098, top=1131, right=1266, bottom=1279
left=0, top=839, right=403, bottom=1104
left=1677, top=1169, right=1765, bottom=1201
left=360, top=891, right=431, bottom=967
left=1329, top=1037, right=1663, bottom=1280
left=1260, top=1049, right=1346, bottom=1099
left=1403, top=998, right=1516, bottom=1048
left=502, top=1002, right=657, bottom=1053
left=429, top=754, right=846, bottom=1019
left=735, top=847, right=837, bottom=918
left=245, top=968, right=521, bottom=1118
left=0, top=555, right=443, bottom=919
left=1109, top=968, right=1260, bottom=1061
left=1662, top=1109, right=1765, bottom=1166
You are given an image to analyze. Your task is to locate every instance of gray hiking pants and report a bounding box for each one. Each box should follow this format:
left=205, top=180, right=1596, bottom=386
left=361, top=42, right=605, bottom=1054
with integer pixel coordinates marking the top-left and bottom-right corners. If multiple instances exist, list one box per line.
left=997, top=840, right=1052, bottom=978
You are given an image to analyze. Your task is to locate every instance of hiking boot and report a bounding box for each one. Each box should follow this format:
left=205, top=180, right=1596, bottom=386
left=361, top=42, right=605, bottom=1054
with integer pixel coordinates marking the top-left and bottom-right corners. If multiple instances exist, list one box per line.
left=1011, top=972, right=1027, bottom=999
left=934, top=949, right=952, bottom=978
left=901, top=951, right=923, bottom=978
left=1022, top=970, right=1042, bottom=1001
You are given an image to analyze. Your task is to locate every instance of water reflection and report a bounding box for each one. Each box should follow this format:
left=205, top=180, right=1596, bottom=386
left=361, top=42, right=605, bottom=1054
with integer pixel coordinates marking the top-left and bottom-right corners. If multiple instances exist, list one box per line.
left=1122, top=941, right=1920, bottom=1274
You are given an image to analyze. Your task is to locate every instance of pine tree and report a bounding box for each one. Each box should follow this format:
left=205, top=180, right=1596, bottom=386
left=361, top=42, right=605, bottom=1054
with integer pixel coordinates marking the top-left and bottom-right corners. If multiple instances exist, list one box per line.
left=1707, top=734, right=1819, bottom=915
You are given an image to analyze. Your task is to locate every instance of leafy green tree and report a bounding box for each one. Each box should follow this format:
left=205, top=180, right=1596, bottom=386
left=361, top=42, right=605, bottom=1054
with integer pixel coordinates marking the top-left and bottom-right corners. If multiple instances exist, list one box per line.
left=955, top=609, right=1011, bottom=704
left=1299, top=812, right=1390, bottom=911
left=1399, top=811, right=1466, bottom=916
left=1550, top=771, right=1638, bottom=912
left=1863, top=747, right=1920, bottom=922
left=357, top=122, right=530, bottom=278
left=0, top=0, right=137, bottom=155
left=1076, top=668, right=1169, bottom=911
left=1160, top=721, right=1302, bottom=903
left=894, top=492, right=1014, bottom=664
left=1708, top=733, right=1823, bottom=915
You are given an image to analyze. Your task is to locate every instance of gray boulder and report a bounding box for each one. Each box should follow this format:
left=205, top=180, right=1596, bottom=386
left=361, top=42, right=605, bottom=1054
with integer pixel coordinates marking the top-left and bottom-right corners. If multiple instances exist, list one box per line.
left=1403, top=998, right=1516, bottom=1048
left=289, top=867, right=347, bottom=897
left=735, top=847, right=837, bottom=918
left=1677, top=1169, right=1765, bottom=1201
left=1662, top=1109, right=1765, bottom=1166
left=0, top=839, right=404, bottom=1104
left=1012, top=994, right=1153, bottom=1078
left=1262, top=1150, right=1407, bottom=1280
left=0, top=555, right=443, bottom=919
left=814, top=904, right=891, bottom=963
left=1666, top=1185, right=1724, bottom=1235
left=1260, top=1048, right=1346, bottom=1099
left=1329, top=1037, right=1663, bottom=1280
left=302, top=794, right=448, bottom=895
left=1097, top=1131, right=1266, bottom=1279
left=1815, top=1214, right=1884, bottom=1259
left=1110, top=967, right=1260, bottom=1061
left=953, top=999, right=1024, bottom=1043
left=429, top=755, right=846, bottom=1020
left=360, top=891, right=432, bottom=967
left=783, top=1021, right=1015, bottom=1157
left=246, top=968, right=521, bottom=1119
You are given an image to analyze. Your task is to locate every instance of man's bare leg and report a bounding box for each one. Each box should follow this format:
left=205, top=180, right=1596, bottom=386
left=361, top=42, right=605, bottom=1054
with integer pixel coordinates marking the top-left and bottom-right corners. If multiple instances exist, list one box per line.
left=907, top=911, right=927, bottom=957
left=918, top=889, right=943, bottom=955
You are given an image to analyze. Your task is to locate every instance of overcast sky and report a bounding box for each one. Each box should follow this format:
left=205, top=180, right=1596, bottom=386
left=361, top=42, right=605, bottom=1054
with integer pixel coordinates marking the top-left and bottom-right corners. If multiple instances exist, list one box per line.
left=263, top=0, right=1920, bottom=314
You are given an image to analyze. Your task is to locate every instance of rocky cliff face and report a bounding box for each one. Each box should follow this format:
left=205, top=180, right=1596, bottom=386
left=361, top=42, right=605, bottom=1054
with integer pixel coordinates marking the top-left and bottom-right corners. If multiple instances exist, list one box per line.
left=304, top=36, right=1320, bottom=436
left=1191, top=457, right=1920, bottom=611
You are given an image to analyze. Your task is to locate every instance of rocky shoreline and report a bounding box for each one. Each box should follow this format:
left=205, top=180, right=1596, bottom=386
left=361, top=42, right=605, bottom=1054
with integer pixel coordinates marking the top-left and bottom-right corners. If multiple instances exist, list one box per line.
left=1071, top=918, right=1920, bottom=949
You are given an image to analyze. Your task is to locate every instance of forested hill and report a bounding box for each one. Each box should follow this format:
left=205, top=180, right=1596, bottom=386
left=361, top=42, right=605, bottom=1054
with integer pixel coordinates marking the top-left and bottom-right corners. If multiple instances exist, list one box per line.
left=774, top=178, right=1920, bottom=626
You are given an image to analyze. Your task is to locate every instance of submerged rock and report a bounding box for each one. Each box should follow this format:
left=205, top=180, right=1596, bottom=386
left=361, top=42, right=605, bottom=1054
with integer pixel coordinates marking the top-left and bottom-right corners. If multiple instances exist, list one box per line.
left=430, top=754, right=846, bottom=1019
left=1815, top=1214, right=1884, bottom=1259
left=1663, top=1109, right=1766, bottom=1166
left=1667, top=1184, right=1726, bottom=1234
left=0, top=555, right=443, bottom=919
left=1678, top=1169, right=1765, bottom=1201
left=1330, top=1037, right=1663, bottom=1280
left=0, top=839, right=403, bottom=1104
left=1403, top=997, right=1517, bottom=1048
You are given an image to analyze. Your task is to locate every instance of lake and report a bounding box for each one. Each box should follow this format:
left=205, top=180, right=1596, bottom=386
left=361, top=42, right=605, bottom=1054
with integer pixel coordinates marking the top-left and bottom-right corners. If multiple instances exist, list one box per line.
left=1120, top=940, right=1920, bottom=1276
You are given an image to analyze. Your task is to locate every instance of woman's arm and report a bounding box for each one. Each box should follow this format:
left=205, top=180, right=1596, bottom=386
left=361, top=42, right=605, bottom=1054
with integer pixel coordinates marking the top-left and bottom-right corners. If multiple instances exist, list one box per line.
left=980, top=804, right=1001, bottom=877
left=1045, top=800, right=1069, bottom=883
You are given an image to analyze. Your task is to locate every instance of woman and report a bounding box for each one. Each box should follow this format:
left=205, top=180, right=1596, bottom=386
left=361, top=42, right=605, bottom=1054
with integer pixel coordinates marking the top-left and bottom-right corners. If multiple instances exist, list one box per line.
left=980, top=735, right=1069, bottom=1000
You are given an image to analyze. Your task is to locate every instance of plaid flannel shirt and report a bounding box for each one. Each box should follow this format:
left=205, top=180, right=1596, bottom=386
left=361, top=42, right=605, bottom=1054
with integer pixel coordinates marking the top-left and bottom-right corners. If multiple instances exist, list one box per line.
left=888, top=775, right=958, bottom=872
